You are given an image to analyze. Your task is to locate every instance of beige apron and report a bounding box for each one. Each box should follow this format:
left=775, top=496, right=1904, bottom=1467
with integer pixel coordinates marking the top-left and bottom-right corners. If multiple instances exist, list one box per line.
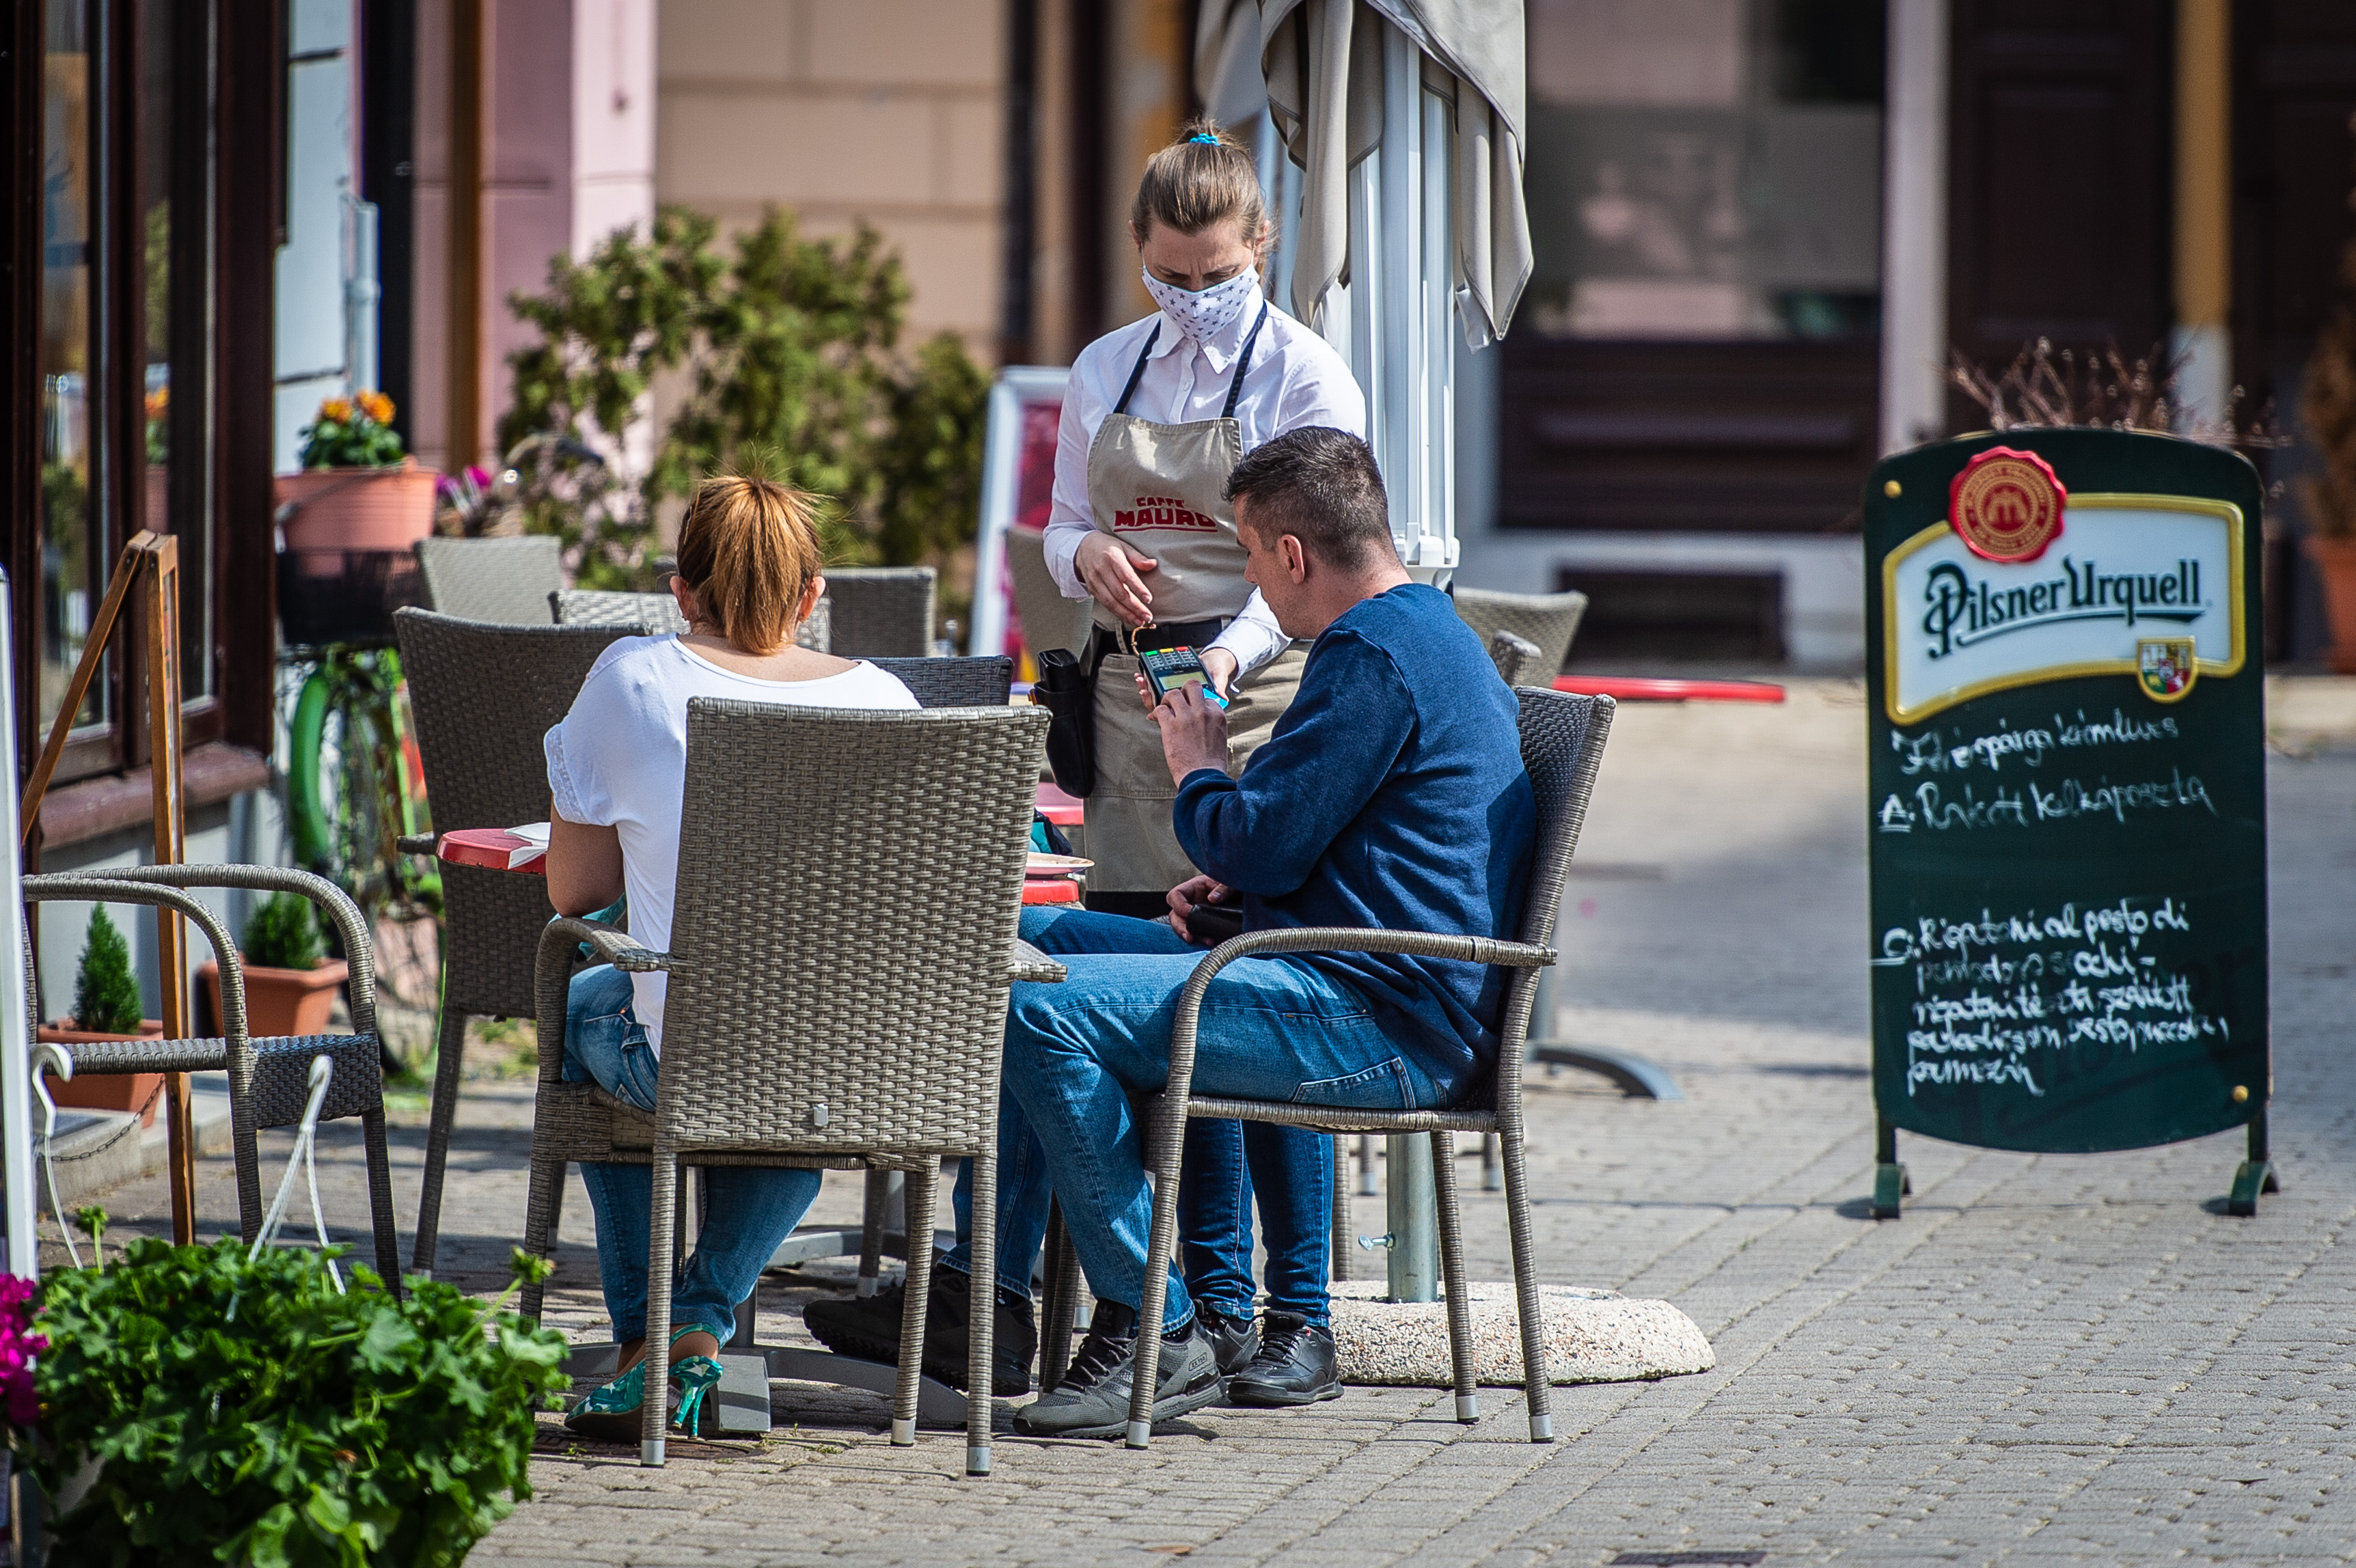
left=1082, top=305, right=1305, bottom=894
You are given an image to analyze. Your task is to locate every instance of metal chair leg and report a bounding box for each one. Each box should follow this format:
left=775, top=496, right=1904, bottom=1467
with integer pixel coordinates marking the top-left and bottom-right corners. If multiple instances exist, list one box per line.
left=360, top=1109, right=405, bottom=1300
left=642, top=1149, right=681, bottom=1467
left=1497, top=1122, right=1554, bottom=1442
left=1329, top=1136, right=1352, bottom=1282
left=519, top=1146, right=565, bottom=1322
left=411, top=1006, right=471, bottom=1276
left=890, top=1161, right=940, bottom=1446
left=1038, top=1201, right=1078, bottom=1393
left=1126, top=1092, right=1192, bottom=1450
left=1428, top=1131, right=1478, bottom=1422
left=965, top=1151, right=996, bottom=1477
left=1356, top=1132, right=1378, bottom=1196
left=858, top=1167, right=890, bottom=1297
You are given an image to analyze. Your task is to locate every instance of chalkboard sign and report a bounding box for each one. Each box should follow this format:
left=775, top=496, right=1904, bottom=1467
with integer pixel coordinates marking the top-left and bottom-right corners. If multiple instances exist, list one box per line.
left=1863, top=429, right=2273, bottom=1216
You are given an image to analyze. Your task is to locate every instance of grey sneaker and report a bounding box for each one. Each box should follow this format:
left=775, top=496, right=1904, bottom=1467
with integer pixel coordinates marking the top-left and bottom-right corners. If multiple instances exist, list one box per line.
left=1014, top=1308, right=1222, bottom=1439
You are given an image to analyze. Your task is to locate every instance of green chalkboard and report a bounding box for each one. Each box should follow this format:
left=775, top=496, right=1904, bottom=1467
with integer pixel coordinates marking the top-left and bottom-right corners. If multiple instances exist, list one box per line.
left=1863, top=430, right=2271, bottom=1210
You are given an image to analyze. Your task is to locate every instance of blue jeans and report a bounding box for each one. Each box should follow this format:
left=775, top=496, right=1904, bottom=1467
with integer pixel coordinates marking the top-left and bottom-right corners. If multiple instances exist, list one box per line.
left=946, top=913, right=1338, bottom=1324
left=563, top=965, right=822, bottom=1343
left=949, top=907, right=1444, bottom=1331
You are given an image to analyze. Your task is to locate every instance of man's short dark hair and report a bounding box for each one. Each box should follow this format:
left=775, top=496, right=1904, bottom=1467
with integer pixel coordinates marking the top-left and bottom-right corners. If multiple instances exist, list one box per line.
left=1223, top=427, right=1394, bottom=570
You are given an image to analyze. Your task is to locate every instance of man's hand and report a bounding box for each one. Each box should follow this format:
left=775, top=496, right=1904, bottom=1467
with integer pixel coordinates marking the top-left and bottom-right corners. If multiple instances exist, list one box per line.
left=1166, top=874, right=1233, bottom=942
left=1073, top=532, right=1158, bottom=629
left=1151, top=683, right=1230, bottom=785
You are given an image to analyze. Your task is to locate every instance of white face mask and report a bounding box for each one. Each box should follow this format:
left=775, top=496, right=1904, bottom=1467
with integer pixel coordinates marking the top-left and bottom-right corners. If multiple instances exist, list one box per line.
left=1141, top=266, right=1261, bottom=344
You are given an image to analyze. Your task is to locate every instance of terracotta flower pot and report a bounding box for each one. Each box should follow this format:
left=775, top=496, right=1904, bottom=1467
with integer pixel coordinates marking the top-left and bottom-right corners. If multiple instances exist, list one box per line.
left=199, top=957, right=350, bottom=1039
left=2306, top=536, right=2356, bottom=674
left=275, top=460, right=439, bottom=571
left=36, top=1021, right=167, bottom=1127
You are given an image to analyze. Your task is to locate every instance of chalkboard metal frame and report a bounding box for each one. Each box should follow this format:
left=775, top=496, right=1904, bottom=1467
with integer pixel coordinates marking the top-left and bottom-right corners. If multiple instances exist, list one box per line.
left=1863, top=430, right=2275, bottom=1219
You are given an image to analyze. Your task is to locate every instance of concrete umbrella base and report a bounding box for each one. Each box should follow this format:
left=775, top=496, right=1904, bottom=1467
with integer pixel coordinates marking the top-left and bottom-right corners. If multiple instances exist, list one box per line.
left=1328, top=1280, right=1714, bottom=1387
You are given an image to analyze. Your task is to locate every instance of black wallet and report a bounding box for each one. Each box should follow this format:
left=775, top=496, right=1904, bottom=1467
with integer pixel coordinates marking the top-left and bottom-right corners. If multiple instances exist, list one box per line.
left=1033, top=646, right=1096, bottom=797
left=1183, top=903, right=1245, bottom=946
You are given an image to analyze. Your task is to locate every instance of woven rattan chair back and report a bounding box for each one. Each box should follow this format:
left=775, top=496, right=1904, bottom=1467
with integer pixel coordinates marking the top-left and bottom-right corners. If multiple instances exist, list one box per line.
left=550, top=588, right=832, bottom=652
left=866, top=655, right=1013, bottom=708
left=1486, top=630, right=1540, bottom=686
left=1451, top=587, right=1589, bottom=682
left=1494, top=687, right=1612, bottom=1064
left=415, top=536, right=564, bottom=624
left=394, top=609, right=637, bottom=1019
left=1004, top=526, right=1091, bottom=660
left=655, top=700, right=1047, bottom=1157
left=821, top=566, right=937, bottom=657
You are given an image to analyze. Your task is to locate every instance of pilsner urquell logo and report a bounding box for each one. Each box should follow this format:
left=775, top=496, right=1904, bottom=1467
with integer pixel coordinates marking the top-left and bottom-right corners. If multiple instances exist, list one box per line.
left=1112, top=495, right=1220, bottom=532
left=1920, top=558, right=2207, bottom=659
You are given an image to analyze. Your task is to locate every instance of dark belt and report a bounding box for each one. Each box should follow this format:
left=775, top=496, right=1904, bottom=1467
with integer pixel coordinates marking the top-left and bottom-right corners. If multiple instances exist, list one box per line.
left=1088, top=616, right=1230, bottom=663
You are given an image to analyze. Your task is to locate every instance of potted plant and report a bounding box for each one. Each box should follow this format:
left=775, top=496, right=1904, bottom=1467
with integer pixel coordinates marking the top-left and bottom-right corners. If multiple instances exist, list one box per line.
left=16, top=1242, right=569, bottom=1565
left=2302, top=225, right=2356, bottom=670
left=198, top=891, right=351, bottom=1040
left=36, top=907, right=164, bottom=1127
left=275, top=391, right=439, bottom=567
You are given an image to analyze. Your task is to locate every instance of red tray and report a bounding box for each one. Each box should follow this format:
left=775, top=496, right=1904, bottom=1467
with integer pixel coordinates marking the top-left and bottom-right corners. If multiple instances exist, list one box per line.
left=438, top=829, right=548, bottom=875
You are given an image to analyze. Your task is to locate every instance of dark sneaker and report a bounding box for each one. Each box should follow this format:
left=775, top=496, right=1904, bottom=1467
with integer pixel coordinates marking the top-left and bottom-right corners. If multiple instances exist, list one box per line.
left=1013, top=1302, right=1223, bottom=1439
left=1224, top=1310, right=1342, bottom=1407
left=802, top=1260, right=1037, bottom=1397
left=1198, top=1305, right=1261, bottom=1379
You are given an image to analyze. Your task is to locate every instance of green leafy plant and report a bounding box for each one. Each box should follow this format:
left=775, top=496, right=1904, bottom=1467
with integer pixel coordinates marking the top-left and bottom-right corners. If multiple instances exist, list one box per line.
left=299, top=391, right=407, bottom=470
left=29, top=1241, right=567, bottom=1567
left=71, top=906, right=143, bottom=1035
left=499, top=205, right=989, bottom=597
left=244, top=891, right=327, bottom=972
left=73, top=1207, right=108, bottom=1272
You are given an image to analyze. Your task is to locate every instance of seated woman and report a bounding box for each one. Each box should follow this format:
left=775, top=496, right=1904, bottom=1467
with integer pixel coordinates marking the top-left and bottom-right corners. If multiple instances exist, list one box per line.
left=544, top=472, right=918, bottom=1441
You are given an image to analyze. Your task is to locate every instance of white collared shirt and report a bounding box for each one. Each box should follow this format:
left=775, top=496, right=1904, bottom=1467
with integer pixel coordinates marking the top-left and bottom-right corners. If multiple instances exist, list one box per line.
left=1045, top=294, right=1366, bottom=676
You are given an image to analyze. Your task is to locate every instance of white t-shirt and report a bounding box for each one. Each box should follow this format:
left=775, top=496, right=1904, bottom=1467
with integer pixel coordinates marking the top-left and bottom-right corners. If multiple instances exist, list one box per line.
left=544, top=635, right=920, bottom=1050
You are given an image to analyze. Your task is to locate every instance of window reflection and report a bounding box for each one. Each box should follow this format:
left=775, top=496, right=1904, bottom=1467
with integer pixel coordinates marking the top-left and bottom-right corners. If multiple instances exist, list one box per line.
left=1524, top=0, right=1885, bottom=340
left=40, top=0, right=101, bottom=732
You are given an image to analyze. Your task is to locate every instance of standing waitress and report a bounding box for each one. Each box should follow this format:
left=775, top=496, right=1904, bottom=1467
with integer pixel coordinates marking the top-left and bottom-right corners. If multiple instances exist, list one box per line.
left=1045, top=118, right=1365, bottom=1403
left=1048, top=119, right=1365, bottom=916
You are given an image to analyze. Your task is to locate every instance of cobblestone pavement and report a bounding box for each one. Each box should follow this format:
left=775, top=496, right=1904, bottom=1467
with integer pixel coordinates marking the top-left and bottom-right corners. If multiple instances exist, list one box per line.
left=74, top=678, right=2356, bottom=1565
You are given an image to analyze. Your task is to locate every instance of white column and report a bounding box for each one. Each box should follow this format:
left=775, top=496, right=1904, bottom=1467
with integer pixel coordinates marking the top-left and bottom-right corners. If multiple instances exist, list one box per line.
left=1879, top=0, right=1949, bottom=456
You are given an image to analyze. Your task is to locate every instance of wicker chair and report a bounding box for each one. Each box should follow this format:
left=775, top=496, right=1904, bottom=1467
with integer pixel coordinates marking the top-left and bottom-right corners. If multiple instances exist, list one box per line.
left=24, top=866, right=403, bottom=1291
left=551, top=588, right=832, bottom=654
left=515, top=700, right=1056, bottom=1474
left=1451, top=587, right=1589, bottom=682
left=1004, top=526, right=1091, bottom=662
left=416, top=536, right=565, bottom=624
left=821, top=566, right=937, bottom=656
left=1094, top=687, right=1615, bottom=1448
left=864, top=655, right=1011, bottom=709
left=392, top=609, right=644, bottom=1276
left=1485, top=630, right=1542, bottom=687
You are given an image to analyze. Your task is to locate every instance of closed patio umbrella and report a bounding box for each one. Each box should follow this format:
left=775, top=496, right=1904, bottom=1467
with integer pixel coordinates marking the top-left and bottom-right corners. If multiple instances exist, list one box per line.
left=1229, top=0, right=1530, bottom=571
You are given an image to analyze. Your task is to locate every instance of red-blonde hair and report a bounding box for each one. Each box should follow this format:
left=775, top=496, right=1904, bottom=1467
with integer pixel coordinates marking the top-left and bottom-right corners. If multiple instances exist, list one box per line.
left=674, top=473, right=825, bottom=656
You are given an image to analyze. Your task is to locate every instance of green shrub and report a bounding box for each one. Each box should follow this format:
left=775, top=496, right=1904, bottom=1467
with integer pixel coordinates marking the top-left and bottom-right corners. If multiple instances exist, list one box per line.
left=70, top=906, right=143, bottom=1035
left=29, top=1241, right=567, bottom=1567
left=244, top=891, right=327, bottom=971
left=499, top=205, right=989, bottom=596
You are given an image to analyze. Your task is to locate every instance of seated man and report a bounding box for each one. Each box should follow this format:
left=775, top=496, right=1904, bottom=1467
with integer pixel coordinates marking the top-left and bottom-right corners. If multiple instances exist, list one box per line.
left=996, top=426, right=1539, bottom=1436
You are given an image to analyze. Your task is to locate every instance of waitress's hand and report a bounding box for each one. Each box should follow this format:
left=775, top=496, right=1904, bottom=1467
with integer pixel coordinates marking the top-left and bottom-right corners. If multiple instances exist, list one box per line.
left=1198, top=648, right=1238, bottom=698
left=1074, top=532, right=1159, bottom=629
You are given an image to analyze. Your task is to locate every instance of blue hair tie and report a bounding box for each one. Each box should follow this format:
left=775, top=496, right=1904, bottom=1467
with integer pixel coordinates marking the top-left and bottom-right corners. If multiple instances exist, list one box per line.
left=1188, top=133, right=1220, bottom=145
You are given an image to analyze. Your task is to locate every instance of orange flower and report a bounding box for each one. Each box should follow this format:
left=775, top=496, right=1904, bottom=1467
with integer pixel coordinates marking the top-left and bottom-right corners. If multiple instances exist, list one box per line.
left=144, top=387, right=169, bottom=420
left=318, top=397, right=353, bottom=425
left=357, top=389, right=395, bottom=424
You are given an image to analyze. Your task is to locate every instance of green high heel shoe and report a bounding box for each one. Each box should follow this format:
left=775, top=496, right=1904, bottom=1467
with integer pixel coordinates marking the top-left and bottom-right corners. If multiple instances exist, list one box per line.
left=563, top=1325, right=728, bottom=1443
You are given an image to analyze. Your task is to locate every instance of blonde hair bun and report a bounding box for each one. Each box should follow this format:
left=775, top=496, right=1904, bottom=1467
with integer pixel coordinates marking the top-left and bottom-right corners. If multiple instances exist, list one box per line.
left=674, top=473, right=826, bottom=656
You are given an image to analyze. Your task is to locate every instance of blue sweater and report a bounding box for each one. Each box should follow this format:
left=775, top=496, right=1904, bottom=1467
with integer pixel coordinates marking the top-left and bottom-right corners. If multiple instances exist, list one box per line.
left=1173, top=583, right=1537, bottom=1099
